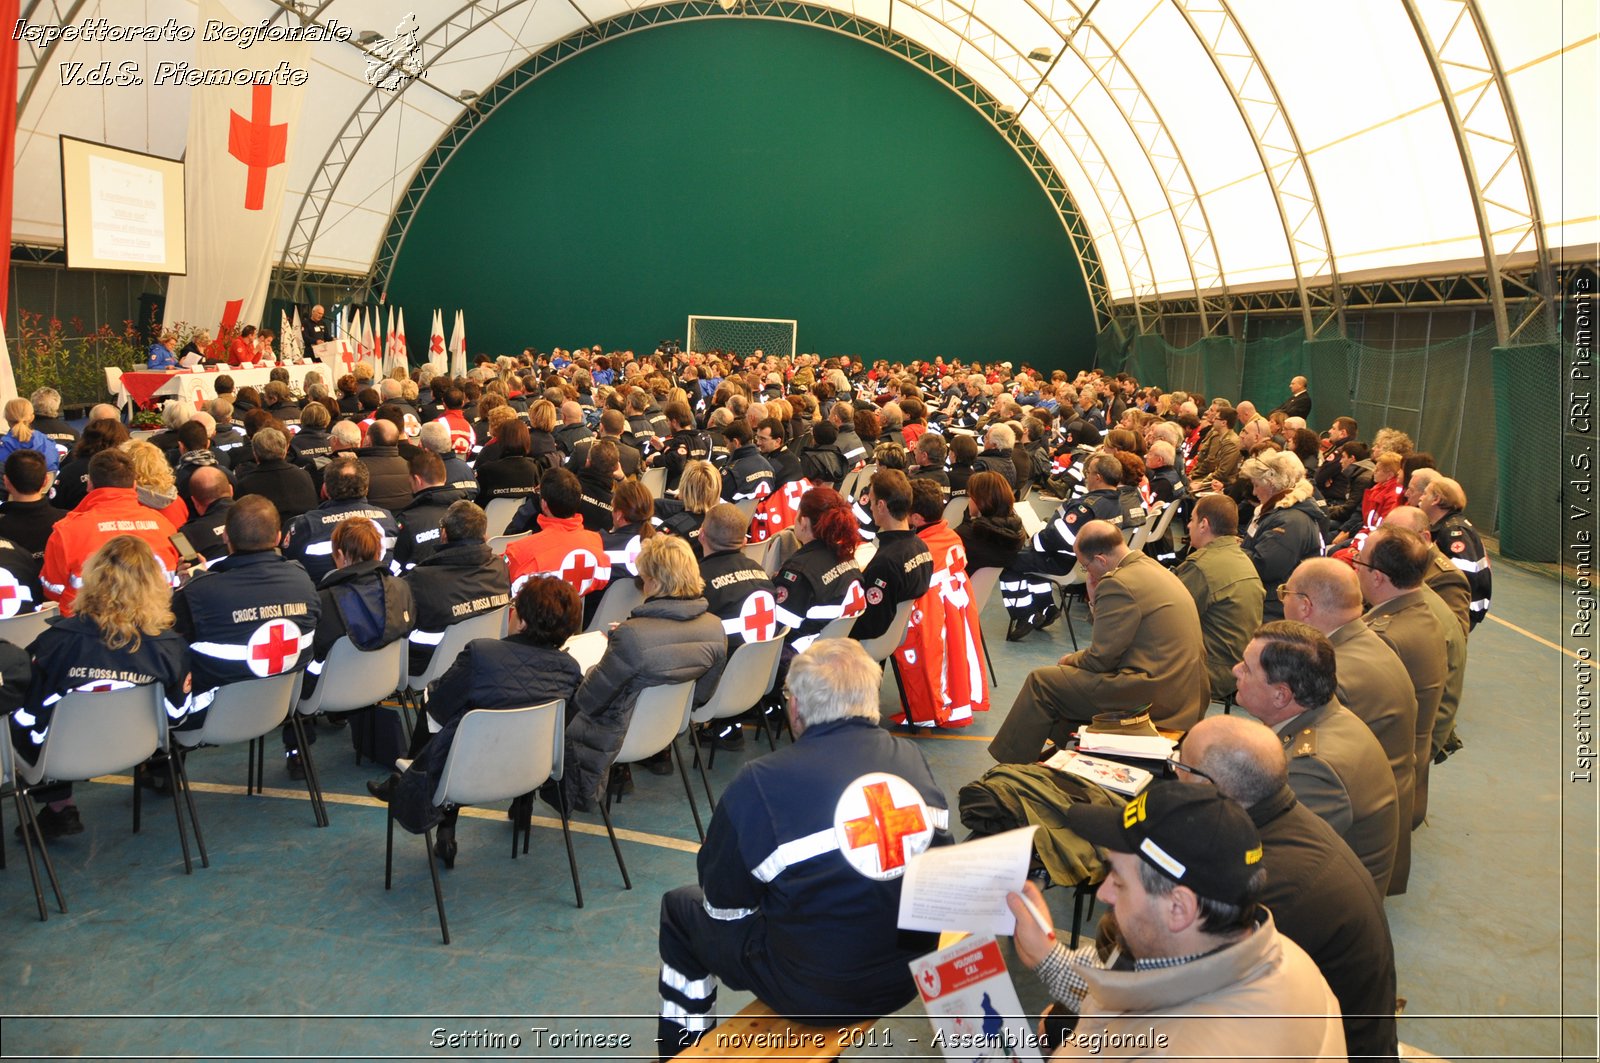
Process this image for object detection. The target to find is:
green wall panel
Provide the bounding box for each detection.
[387,18,1092,367]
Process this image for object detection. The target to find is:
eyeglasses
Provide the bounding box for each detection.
[1349,559,1375,571]
[1166,752,1213,783]
[1276,584,1309,602]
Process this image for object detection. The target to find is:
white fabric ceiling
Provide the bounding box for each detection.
[12,0,1595,304]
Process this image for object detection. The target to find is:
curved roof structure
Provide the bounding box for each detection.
[12,0,1595,340]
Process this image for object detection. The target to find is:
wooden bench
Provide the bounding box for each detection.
[678,1001,878,1061]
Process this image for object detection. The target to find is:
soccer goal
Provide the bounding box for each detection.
[686,315,797,359]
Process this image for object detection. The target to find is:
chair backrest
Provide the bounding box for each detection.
[814,613,858,641]
[488,532,529,556]
[853,540,877,569]
[615,680,694,765]
[691,636,785,725]
[0,711,17,790]
[640,465,667,498]
[303,637,404,714]
[969,566,1002,612]
[1017,503,1045,539]
[1147,499,1179,543]
[941,495,969,527]
[434,700,564,808]
[29,684,164,783]
[585,577,643,632]
[732,496,760,520]
[180,672,302,747]
[483,497,524,538]
[855,598,916,664]
[0,602,60,650]
[408,608,506,689]
[740,538,773,570]
[1126,519,1152,554]
[762,531,798,575]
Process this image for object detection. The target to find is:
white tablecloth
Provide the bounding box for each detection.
[108,362,331,408]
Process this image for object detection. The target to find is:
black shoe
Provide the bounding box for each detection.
[137,761,172,795]
[18,804,84,840]
[1434,732,1465,765]
[433,826,457,869]
[641,750,674,777]
[321,713,348,729]
[1037,604,1061,629]
[536,781,563,814]
[1006,616,1036,642]
[507,794,533,827]
[366,773,399,802]
[608,764,636,798]
[285,751,306,781]
[715,725,746,752]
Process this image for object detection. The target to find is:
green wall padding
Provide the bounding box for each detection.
[1202,338,1244,403]
[1131,333,1168,389]
[386,19,1093,367]
[1493,343,1563,561]
[1302,337,1357,424]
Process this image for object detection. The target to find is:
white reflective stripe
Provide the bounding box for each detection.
[720,616,744,634]
[191,641,251,661]
[13,708,35,726]
[662,963,718,998]
[69,573,83,588]
[307,659,324,675]
[773,604,805,629]
[1471,598,1492,610]
[165,696,188,720]
[927,807,950,831]
[791,632,819,652]
[659,1001,716,1031]
[40,578,65,593]
[1452,555,1491,573]
[409,629,446,646]
[304,541,334,556]
[700,899,756,922]
[751,827,839,883]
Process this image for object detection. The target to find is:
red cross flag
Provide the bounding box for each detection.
[428,309,447,374]
[162,0,311,341]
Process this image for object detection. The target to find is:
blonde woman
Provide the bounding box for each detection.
[655,460,721,541]
[17,535,192,837]
[0,397,60,477]
[124,440,189,527]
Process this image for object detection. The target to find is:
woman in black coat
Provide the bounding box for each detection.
[955,471,1027,573]
[475,419,544,505]
[368,576,584,867]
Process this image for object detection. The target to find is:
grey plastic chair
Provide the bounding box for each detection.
[0,602,59,650]
[295,637,407,827]
[384,699,580,944]
[2,720,65,921]
[487,532,529,556]
[176,671,309,817]
[401,608,508,738]
[15,684,201,876]
[855,599,917,665]
[483,497,524,538]
[603,679,701,888]
[687,634,786,803]
[639,465,667,498]
[585,578,643,633]
[968,566,1002,686]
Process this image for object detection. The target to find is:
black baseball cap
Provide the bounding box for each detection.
[1066,782,1263,905]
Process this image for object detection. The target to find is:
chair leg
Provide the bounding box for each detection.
[384,804,396,890]
[291,715,328,827]
[132,762,143,834]
[164,753,194,875]
[255,737,265,794]
[671,739,705,844]
[422,825,450,945]
[981,628,996,688]
[171,749,208,869]
[11,791,52,920]
[689,730,716,808]
[597,798,631,890]
[556,783,583,909]
[245,738,257,795]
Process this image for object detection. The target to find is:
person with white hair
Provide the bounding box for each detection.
[655,637,952,1057]
[1240,450,1328,620]
[27,387,78,461]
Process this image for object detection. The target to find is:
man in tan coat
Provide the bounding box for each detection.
[990,520,1208,763]
[1283,557,1419,895]
[1190,404,1242,483]
[1359,526,1449,827]
[1234,620,1400,896]
[1174,493,1265,700]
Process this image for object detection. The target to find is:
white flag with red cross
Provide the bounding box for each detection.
[449,309,467,378]
[429,309,447,374]
[161,0,310,338]
[393,307,408,370]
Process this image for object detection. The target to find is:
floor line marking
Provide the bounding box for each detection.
[90,775,702,854]
[1486,613,1584,661]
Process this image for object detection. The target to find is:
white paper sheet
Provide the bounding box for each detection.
[562,630,609,675]
[897,825,1038,935]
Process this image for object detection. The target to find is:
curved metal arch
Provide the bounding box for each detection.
[363,1,1114,330]
[275,0,539,302]
[1400,0,1555,345]
[885,0,1160,331]
[1171,0,1347,339]
[1016,0,1236,335]
[15,0,92,119]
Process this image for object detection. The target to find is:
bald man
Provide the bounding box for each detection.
[178,464,236,562]
[1271,376,1312,421]
[1280,557,1418,894]
[1180,715,1399,1063]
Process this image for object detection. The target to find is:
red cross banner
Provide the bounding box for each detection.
[162,0,310,338]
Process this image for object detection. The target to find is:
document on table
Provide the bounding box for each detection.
[897,825,1038,936]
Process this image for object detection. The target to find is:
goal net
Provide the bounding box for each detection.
[686,315,797,360]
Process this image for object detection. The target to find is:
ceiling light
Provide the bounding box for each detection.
[1028,47,1054,62]
[355,30,382,47]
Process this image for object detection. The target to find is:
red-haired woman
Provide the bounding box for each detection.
[772,486,866,653]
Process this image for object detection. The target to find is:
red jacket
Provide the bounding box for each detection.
[41,487,181,615]
[505,514,609,598]
[893,520,989,728]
